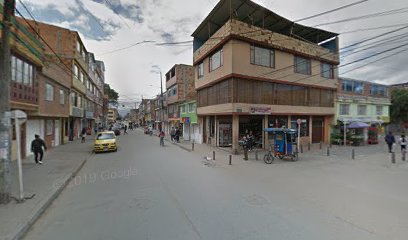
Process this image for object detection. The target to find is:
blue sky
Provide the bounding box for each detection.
[18,0,408,115]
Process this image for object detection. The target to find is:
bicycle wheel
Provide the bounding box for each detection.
[264,153,274,164]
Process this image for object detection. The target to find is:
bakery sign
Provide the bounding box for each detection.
[250,107,272,115]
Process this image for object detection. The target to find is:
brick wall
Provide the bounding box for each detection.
[193,19,338,65]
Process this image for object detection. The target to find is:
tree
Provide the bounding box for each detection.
[104,83,119,104]
[390,88,408,123]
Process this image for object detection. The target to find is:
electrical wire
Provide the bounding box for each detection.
[294,0,369,23]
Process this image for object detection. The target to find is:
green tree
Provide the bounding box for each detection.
[391,88,408,123]
[104,83,119,104]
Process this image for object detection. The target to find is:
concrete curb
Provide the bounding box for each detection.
[12,152,93,240]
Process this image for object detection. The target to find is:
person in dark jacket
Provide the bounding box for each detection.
[81,127,87,143]
[175,127,180,143]
[31,134,47,164]
[385,131,396,153]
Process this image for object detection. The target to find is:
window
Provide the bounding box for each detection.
[172,87,177,96]
[76,41,81,52]
[321,62,334,79]
[370,85,387,97]
[209,48,223,71]
[78,95,82,108]
[181,105,186,113]
[197,62,204,78]
[71,92,77,106]
[60,89,65,105]
[339,104,350,115]
[342,80,363,94]
[250,45,274,68]
[290,116,309,137]
[354,82,364,94]
[73,65,79,80]
[357,105,367,115]
[46,120,53,135]
[45,83,54,101]
[79,71,84,83]
[188,103,195,113]
[294,56,311,75]
[376,105,383,115]
[11,56,34,85]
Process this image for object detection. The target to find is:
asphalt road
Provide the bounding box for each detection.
[23,130,407,240]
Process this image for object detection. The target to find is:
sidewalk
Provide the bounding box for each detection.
[0,136,94,240]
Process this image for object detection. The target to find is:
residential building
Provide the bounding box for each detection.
[3,11,44,160]
[180,101,199,142]
[107,108,118,123]
[33,21,104,141]
[154,92,167,132]
[192,0,339,152]
[165,64,195,135]
[336,78,391,131]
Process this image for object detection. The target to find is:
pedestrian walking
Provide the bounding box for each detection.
[385,131,396,153]
[31,134,47,165]
[124,125,128,134]
[170,127,176,142]
[159,130,165,146]
[81,127,87,143]
[399,134,407,152]
[242,136,249,160]
[175,127,180,143]
[94,125,98,135]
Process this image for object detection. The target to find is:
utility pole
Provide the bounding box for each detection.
[0,0,15,204]
[159,71,163,131]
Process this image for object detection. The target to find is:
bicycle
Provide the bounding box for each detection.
[263,145,274,164]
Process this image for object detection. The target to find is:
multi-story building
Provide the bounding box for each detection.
[107,108,118,123]
[192,0,339,152]
[154,93,167,132]
[33,21,104,141]
[4,12,44,160]
[85,53,105,132]
[336,78,391,128]
[165,64,194,135]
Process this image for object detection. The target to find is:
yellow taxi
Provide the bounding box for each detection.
[94,131,118,153]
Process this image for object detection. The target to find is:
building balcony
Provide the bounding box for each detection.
[72,78,86,94]
[86,111,94,119]
[71,106,83,118]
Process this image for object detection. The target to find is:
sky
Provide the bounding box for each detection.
[17,0,408,114]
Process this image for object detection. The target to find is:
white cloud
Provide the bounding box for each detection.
[26,0,408,104]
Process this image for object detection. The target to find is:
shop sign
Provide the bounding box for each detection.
[250,107,272,115]
[182,117,190,123]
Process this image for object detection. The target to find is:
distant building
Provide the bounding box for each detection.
[336,78,391,126]
[107,108,118,123]
[164,64,195,135]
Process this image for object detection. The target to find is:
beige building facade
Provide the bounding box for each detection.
[192,0,340,152]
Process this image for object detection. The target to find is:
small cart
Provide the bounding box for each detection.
[263,128,299,164]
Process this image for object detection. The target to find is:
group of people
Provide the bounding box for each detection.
[385,132,406,153]
[170,127,181,143]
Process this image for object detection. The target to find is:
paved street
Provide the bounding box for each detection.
[23,130,408,240]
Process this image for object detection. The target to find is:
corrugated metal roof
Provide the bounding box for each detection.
[192,0,338,44]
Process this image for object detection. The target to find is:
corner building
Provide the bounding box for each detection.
[192,0,340,153]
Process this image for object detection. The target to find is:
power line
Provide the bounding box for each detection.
[313,6,408,27]
[17,0,37,23]
[294,0,369,22]
[104,0,131,28]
